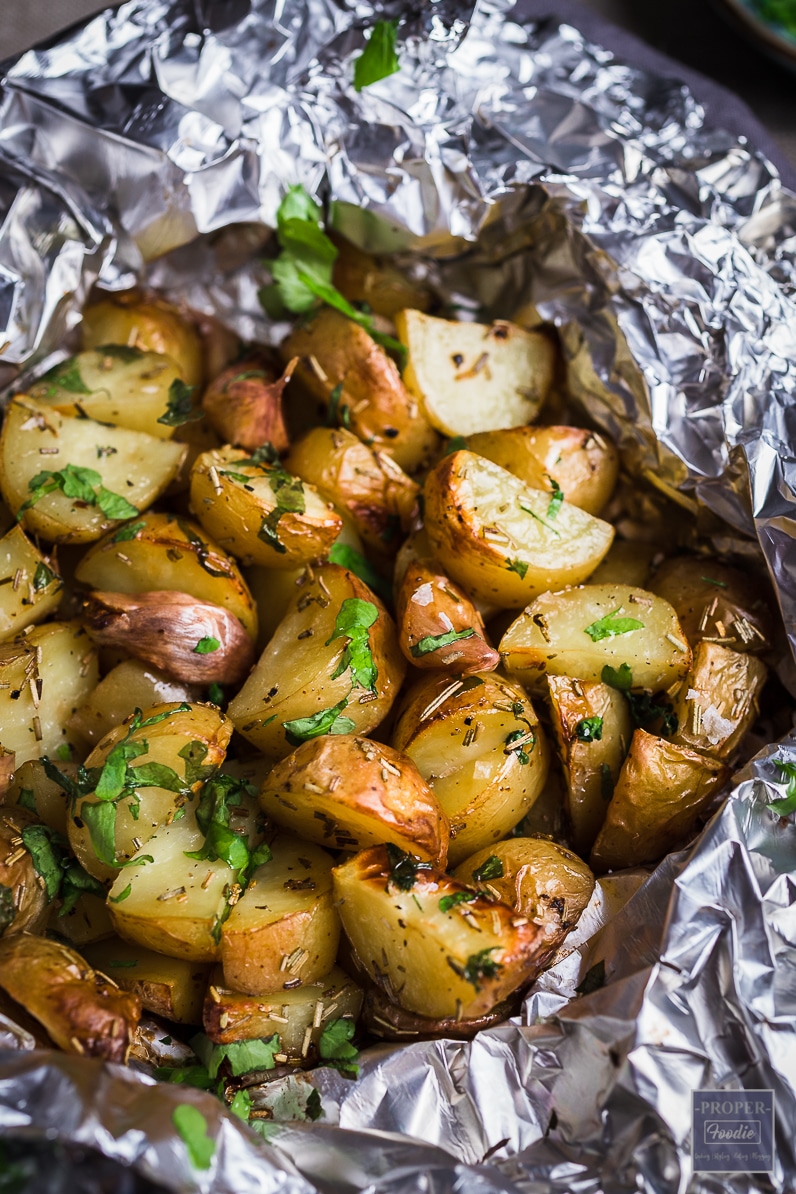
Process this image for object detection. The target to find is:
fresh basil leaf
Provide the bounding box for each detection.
[411,627,475,657]
[283,699,355,746]
[439,890,477,913]
[79,802,118,867]
[472,855,503,882]
[326,597,379,691]
[194,636,220,654]
[546,477,564,519]
[353,19,400,91]
[584,608,644,642]
[506,558,528,579]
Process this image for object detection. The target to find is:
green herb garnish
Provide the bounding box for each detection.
[157,379,201,427]
[546,477,564,519]
[193,1031,281,1078]
[472,855,504,882]
[768,761,796,817]
[601,663,633,691]
[385,842,432,891]
[16,463,139,523]
[257,465,306,554]
[411,627,475,657]
[575,716,604,742]
[353,19,400,91]
[32,561,57,591]
[194,636,220,654]
[283,698,356,746]
[318,1017,359,1076]
[448,947,502,990]
[439,890,477,913]
[328,542,392,604]
[172,1105,215,1170]
[507,558,528,580]
[584,609,644,642]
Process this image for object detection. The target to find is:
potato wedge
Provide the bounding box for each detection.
[229,563,405,761]
[396,311,554,436]
[284,427,418,557]
[590,729,729,872]
[333,845,550,1020]
[0,809,51,937]
[648,557,773,654]
[391,672,549,865]
[201,354,292,453]
[69,659,201,747]
[545,676,633,856]
[83,937,209,1023]
[0,933,141,1061]
[454,838,595,947]
[0,621,98,766]
[69,701,232,881]
[500,584,691,692]
[28,348,185,440]
[282,308,439,473]
[424,451,614,607]
[5,759,73,836]
[74,511,258,640]
[331,237,432,318]
[190,446,342,569]
[395,558,499,675]
[587,539,655,588]
[203,964,362,1060]
[51,892,114,948]
[221,833,340,995]
[0,526,62,642]
[0,398,186,544]
[671,643,767,760]
[260,734,449,863]
[81,294,204,388]
[361,987,517,1042]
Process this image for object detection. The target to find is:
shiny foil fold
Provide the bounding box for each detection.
[1,2,795,1192]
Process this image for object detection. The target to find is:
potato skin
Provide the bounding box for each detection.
[0,933,141,1062]
[648,558,773,655]
[671,643,767,761]
[81,294,205,388]
[260,734,450,864]
[362,987,518,1042]
[395,558,500,675]
[0,809,51,937]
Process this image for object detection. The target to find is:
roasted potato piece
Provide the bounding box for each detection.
[545,676,633,856]
[587,539,655,588]
[424,451,614,608]
[201,355,292,453]
[203,964,362,1060]
[361,987,517,1041]
[284,427,418,557]
[229,563,405,761]
[0,526,62,642]
[69,659,201,747]
[260,734,449,863]
[83,937,209,1024]
[282,308,439,473]
[82,590,256,686]
[391,672,549,865]
[0,748,15,801]
[5,759,72,836]
[590,729,730,872]
[648,557,773,654]
[395,558,499,675]
[74,511,258,640]
[51,892,114,948]
[81,294,204,388]
[0,933,141,1061]
[0,622,98,766]
[500,584,691,692]
[0,398,186,544]
[671,643,767,760]
[454,838,595,947]
[28,348,186,440]
[69,702,232,881]
[333,846,551,1020]
[190,447,342,569]
[221,834,340,995]
[465,426,619,517]
[396,311,555,436]
[331,238,432,318]
[0,809,51,937]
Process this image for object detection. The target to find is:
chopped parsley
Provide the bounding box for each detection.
[472,855,504,882]
[575,715,604,742]
[283,698,356,746]
[257,465,306,554]
[19,823,105,913]
[546,477,564,519]
[193,636,220,654]
[328,542,392,604]
[41,358,91,396]
[601,663,633,691]
[157,379,201,427]
[32,561,57,591]
[185,773,270,886]
[112,520,146,542]
[318,1017,359,1076]
[353,19,400,91]
[172,1105,215,1171]
[448,947,502,990]
[16,463,139,523]
[768,761,796,817]
[410,627,475,657]
[504,728,533,764]
[327,598,379,691]
[507,558,528,580]
[584,609,644,642]
[439,890,477,913]
[445,436,468,455]
[193,1031,281,1078]
[385,842,432,891]
[208,682,225,707]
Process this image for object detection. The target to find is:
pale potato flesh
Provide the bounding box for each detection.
[671,643,767,761]
[0,526,62,642]
[0,399,185,544]
[396,311,554,437]
[500,584,691,692]
[81,296,205,388]
[83,937,210,1023]
[424,451,614,608]
[69,659,201,747]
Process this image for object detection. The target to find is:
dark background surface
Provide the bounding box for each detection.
[1,0,794,173]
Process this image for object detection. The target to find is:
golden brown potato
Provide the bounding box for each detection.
[229,563,406,761]
[587,539,656,588]
[396,311,555,436]
[331,237,432,318]
[81,590,256,686]
[201,354,293,453]
[260,734,449,863]
[391,671,549,865]
[0,526,63,642]
[0,748,15,802]
[190,446,342,569]
[648,557,773,654]
[424,451,614,608]
[285,426,419,557]
[51,892,114,948]
[333,845,551,1020]
[589,729,730,872]
[545,676,633,856]
[395,558,500,675]
[0,809,51,937]
[68,659,201,747]
[454,838,595,947]
[0,933,141,1062]
[74,511,258,640]
[282,308,439,473]
[499,584,691,693]
[4,759,72,836]
[83,937,209,1024]
[671,643,767,761]
[81,294,205,388]
[362,987,517,1041]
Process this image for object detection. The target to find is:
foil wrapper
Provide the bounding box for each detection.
[1,2,795,1192]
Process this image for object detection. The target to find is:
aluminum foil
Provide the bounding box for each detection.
[1,1,795,1192]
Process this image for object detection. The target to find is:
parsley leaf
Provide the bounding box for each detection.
[192,1031,281,1078]
[384,842,432,891]
[439,890,477,913]
[283,699,356,746]
[472,855,503,882]
[584,608,644,642]
[328,542,392,604]
[172,1105,215,1170]
[448,947,502,990]
[229,1089,252,1121]
[318,1018,359,1076]
[327,598,379,691]
[157,379,201,427]
[768,761,796,817]
[445,436,468,455]
[16,463,138,523]
[96,343,143,363]
[194,636,220,654]
[575,715,604,742]
[410,627,475,657]
[546,477,564,519]
[601,663,633,691]
[80,802,118,867]
[32,561,57,591]
[112,520,146,542]
[353,19,400,91]
[507,558,528,580]
[43,358,91,395]
[208,682,225,707]
[626,692,678,737]
[20,822,106,911]
[185,773,269,884]
[257,465,306,554]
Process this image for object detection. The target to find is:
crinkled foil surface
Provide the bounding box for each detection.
[1,1,795,1191]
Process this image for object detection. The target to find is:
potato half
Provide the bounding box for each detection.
[333,845,551,1020]
[396,311,555,436]
[81,294,204,388]
[83,937,209,1024]
[0,526,62,642]
[648,557,773,655]
[69,659,201,747]
[395,558,500,676]
[260,734,449,863]
[671,642,767,761]
[424,451,614,608]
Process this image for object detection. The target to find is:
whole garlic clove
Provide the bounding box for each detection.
[201,354,295,452]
